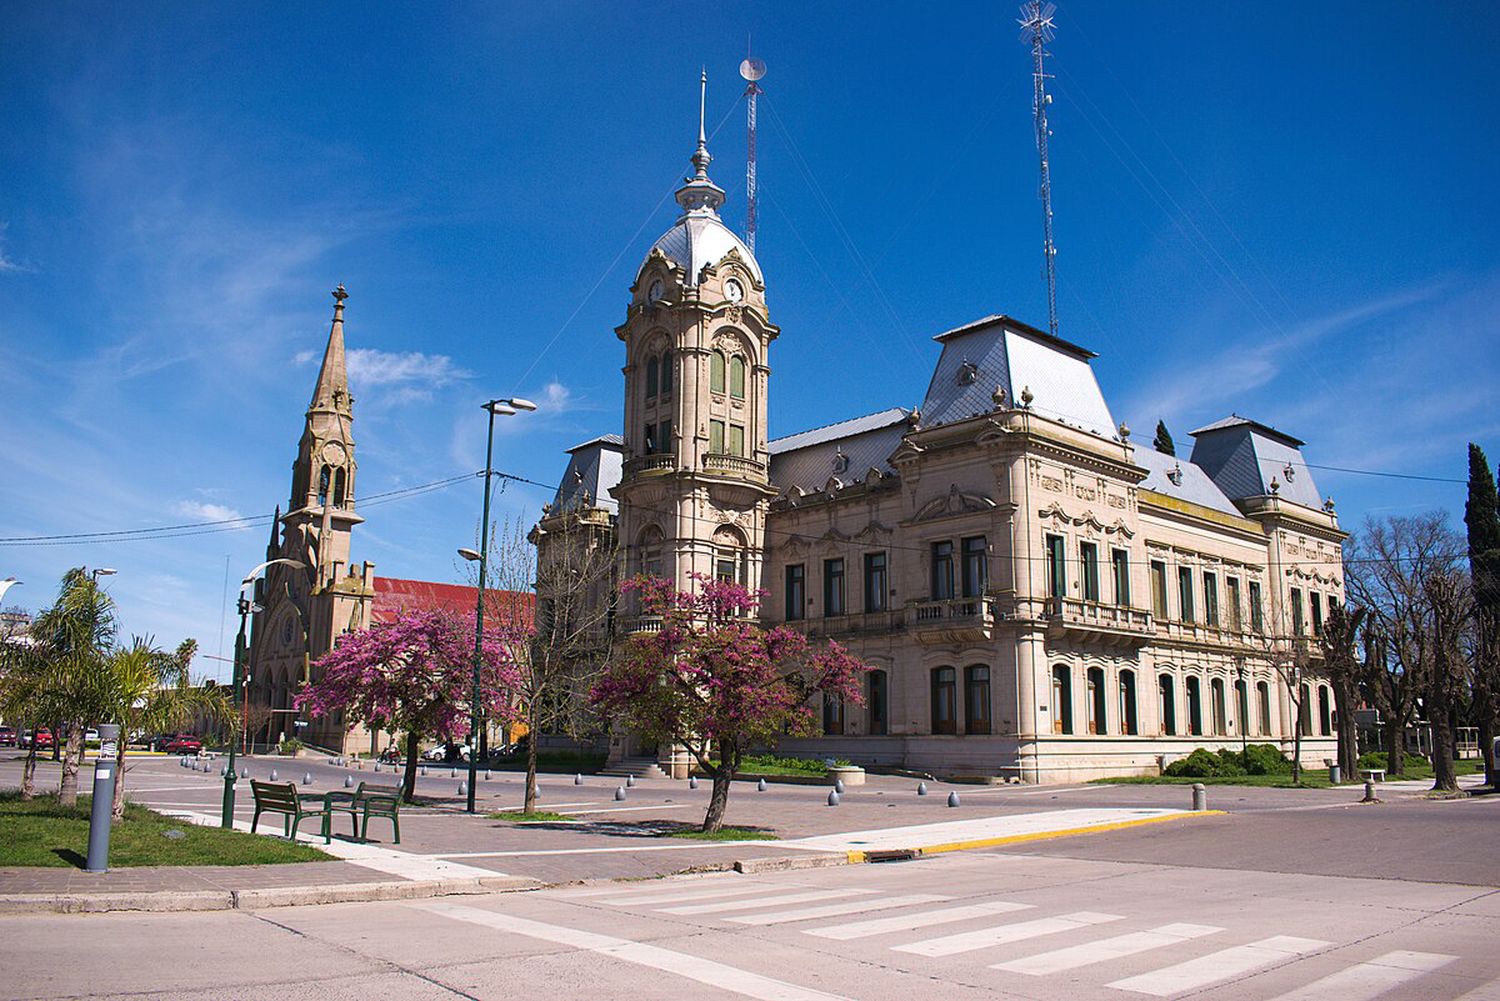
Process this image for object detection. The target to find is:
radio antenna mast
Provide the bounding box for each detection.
[740,50,766,254]
[1019,1,1060,338]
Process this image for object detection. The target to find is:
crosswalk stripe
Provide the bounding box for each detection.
[727,894,951,927]
[894,910,1123,958]
[1108,935,1331,996]
[598,883,773,907]
[1260,950,1457,1001]
[992,923,1224,976]
[660,889,870,916]
[806,901,1035,941]
[413,900,853,1001]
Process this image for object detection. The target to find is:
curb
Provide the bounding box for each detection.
[842,809,1228,863]
[733,853,849,874]
[0,875,541,915]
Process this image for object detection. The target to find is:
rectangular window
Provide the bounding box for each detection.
[710,351,726,393]
[1151,560,1169,619]
[660,351,673,394]
[1112,549,1130,606]
[1178,567,1195,623]
[643,423,656,454]
[715,555,736,583]
[1310,591,1323,636]
[784,564,805,621]
[709,419,725,454]
[961,536,987,598]
[931,541,954,600]
[645,359,659,399]
[1080,542,1100,602]
[931,667,956,734]
[1249,581,1264,632]
[1226,576,1242,631]
[1203,572,1219,627]
[1291,587,1304,635]
[1045,534,1066,601]
[863,552,887,612]
[824,558,845,616]
[729,423,745,457]
[965,666,991,735]
[656,419,672,454]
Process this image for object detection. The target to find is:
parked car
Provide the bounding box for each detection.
[0,726,17,747]
[31,729,55,751]
[420,742,471,763]
[145,733,177,752]
[163,733,202,754]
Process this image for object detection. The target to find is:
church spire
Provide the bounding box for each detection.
[675,70,726,216]
[307,284,352,417]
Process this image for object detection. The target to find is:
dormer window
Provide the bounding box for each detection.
[957,361,978,386]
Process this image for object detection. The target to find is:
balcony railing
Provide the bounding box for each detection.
[1045,596,1154,646]
[624,454,675,476]
[619,615,663,636]
[910,597,994,643]
[702,453,766,478]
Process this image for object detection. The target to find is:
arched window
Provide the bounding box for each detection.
[1086,667,1107,735]
[1158,674,1176,735]
[1210,678,1227,735]
[660,349,674,394]
[867,669,888,735]
[1318,686,1332,736]
[711,524,747,587]
[317,465,331,507]
[1299,683,1314,736]
[823,692,845,735]
[332,467,347,508]
[1119,670,1138,735]
[1235,678,1249,736]
[1257,680,1272,735]
[710,351,726,394]
[637,525,665,580]
[1186,676,1204,736]
[931,667,957,734]
[730,355,747,399]
[1051,665,1073,734]
[964,665,991,734]
[645,355,659,399]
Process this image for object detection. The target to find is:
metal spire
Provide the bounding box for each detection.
[1019,1,1060,339]
[676,70,726,215]
[692,67,711,181]
[741,50,766,254]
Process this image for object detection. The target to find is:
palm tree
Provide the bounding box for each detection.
[102,637,228,819]
[21,569,117,806]
[0,635,61,800]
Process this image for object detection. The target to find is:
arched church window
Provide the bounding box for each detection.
[710,351,726,394]
[660,349,673,394]
[645,355,659,399]
[333,468,347,508]
[317,466,331,507]
[730,355,746,399]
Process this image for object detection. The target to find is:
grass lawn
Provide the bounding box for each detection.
[487,810,577,823]
[0,792,331,868]
[667,826,778,841]
[1093,758,1482,789]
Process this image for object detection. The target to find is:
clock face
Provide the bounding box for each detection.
[648,279,664,303]
[724,279,744,303]
[321,441,346,467]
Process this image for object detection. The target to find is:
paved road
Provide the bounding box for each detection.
[8,827,1500,1000]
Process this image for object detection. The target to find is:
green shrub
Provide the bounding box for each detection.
[1240,743,1292,775]
[1164,748,1244,778]
[277,737,304,756]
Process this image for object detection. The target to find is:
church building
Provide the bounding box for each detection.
[538,78,1345,781]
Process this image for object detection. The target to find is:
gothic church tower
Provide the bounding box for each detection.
[614,72,779,603]
[247,286,375,753]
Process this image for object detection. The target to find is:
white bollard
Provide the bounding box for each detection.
[574,773,583,785]
[689,775,699,790]
[827,790,841,806]
[344,775,354,788]
[757,778,767,792]
[614,786,627,801]
[834,778,845,794]
[270,769,278,781]
[458,782,468,796]
[485,770,492,781]
[1191,783,1207,811]
[302,772,313,786]
[626,775,636,787]
[917,782,928,796]
[947,791,961,808]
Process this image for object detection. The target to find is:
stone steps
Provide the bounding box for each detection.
[600,756,667,779]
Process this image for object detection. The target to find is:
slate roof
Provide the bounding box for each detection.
[1132,445,1244,518]
[769,408,911,494]
[551,435,625,515]
[1189,415,1324,510]
[917,315,1116,436]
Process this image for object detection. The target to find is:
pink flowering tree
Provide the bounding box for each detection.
[591,575,867,833]
[295,609,524,802]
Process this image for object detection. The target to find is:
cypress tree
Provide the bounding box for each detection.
[1464,443,1500,787]
[1153,419,1176,456]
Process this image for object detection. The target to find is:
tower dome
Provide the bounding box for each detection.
[646,71,763,288]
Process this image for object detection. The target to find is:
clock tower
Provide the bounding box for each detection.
[614,72,779,607]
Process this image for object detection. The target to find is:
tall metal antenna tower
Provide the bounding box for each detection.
[1019,1,1060,338]
[740,52,766,254]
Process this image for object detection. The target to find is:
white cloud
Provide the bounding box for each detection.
[0,222,34,274]
[346,347,470,389]
[173,500,245,523]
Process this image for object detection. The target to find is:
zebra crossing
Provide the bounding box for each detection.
[584,877,1478,999]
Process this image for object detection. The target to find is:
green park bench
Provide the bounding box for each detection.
[249,780,336,843]
[324,781,403,845]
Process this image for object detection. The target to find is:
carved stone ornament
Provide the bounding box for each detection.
[914,483,997,522]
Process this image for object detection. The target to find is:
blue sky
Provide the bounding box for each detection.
[3,2,1497,679]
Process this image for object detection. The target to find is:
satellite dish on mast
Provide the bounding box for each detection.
[739,57,766,82]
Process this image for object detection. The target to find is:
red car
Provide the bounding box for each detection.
[31,729,54,751]
[163,734,202,754]
[0,726,16,747]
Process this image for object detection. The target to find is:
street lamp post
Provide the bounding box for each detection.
[1235,659,1247,756]
[222,557,304,828]
[462,396,536,813]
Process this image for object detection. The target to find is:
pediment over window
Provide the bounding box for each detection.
[915,483,996,522]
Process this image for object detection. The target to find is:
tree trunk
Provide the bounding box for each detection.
[1480,715,1498,789]
[111,740,128,821]
[1291,695,1304,784]
[1384,716,1406,776]
[701,739,736,833]
[1333,681,1359,780]
[402,731,420,803]
[58,725,83,807]
[21,739,38,800]
[51,720,61,761]
[524,735,539,814]
[1431,704,1458,792]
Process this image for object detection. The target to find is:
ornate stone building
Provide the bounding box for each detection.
[539,78,1346,782]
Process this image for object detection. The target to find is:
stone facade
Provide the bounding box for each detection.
[539,81,1346,782]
